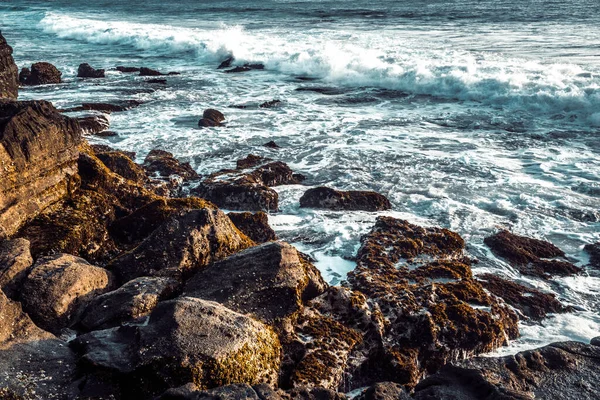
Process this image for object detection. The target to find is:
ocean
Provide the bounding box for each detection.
[1,0,599,355]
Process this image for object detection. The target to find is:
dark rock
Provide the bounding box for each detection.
[218,56,235,69]
[147,78,167,84]
[224,63,265,73]
[77,62,105,78]
[0,238,33,298]
[584,242,600,268]
[346,217,519,388]
[140,67,164,76]
[251,161,305,186]
[18,66,30,85]
[288,387,347,400]
[260,100,282,108]
[185,242,326,326]
[198,117,220,127]
[143,149,200,180]
[20,61,62,85]
[95,130,118,137]
[300,187,391,211]
[108,208,254,283]
[477,273,572,320]
[158,383,267,400]
[62,100,142,113]
[0,33,18,99]
[80,276,179,330]
[97,151,148,184]
[168,71,181,75]
[116,66,140,73]
[237,154,268,169]
[198,108,225,127]
[91,143,136,160]
[0,100,81,238]
[194,180,279,211]
[485,230,581,278]
[21,253,114,333]
[591,337,600,346]
[413,341,600,400]
[76,113,111,135]
[355,382,410,400]
[227,211,277,243]
[264,140,281,149]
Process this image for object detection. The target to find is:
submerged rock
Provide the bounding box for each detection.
[237,154,268,169]
[139,67,164,76]
[217,56,234,69]
[62,100,142,113]
[224,63,265,73]
[300,187,391,211]
[19,61,62,85]
[0,238,33,298]
[584,242,600,269]
[227,211,277,243]
[77,62,105,78]
[0,32,18,99]
[115,65,140,73]
[264,140,281,149]
[484,230,581,278]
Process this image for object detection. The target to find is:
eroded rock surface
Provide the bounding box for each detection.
[77,62,105,78]
[0,33,18,99]
[0,238,33,298]
[227,211,277,243]
[300,187,391,211]
[584,242,600,269]
[198,108,225,127]
[19,62,62,85]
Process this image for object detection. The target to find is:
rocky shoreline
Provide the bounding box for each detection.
[1,33,599,399]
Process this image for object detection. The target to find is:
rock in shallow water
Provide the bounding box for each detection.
[584,242,600,269]
[77,62,105,78]
[300,186,391,211]
[0,32,18,99]
[19,61,62,85]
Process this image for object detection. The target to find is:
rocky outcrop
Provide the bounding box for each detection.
[21,253,114,333]
[19,62,62,85]
[77,62,105,78]
[584,242,600,269]
[0,33,18,99]
[413,338,600,400]
[80,276,179,330]
[73,298,281,397]
[300,187,391,211]
[345,217,519,388]
[76,113,110,135]
[143,149,199,180]
[485,230,581,278]
[237,154,268,169]
[96,150,148,184]
[107,208,254,283]
[227,211,277,243]
[0,100,81,239]
[116,66,140,73]
[0,238,33,298]
[198,108,225,127]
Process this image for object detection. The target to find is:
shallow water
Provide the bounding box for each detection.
[1,0,599,354]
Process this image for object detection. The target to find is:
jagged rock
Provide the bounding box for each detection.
[116,66,140,73]
[143,149,199,180]
[97,151,148,184]
[140,67,164,76]
[413,340,600,400]
[0,33,18,99]
[91,143,135,160]
[477,273,572,320]
[260,100,282,108]
[62,100,142,113]
[76,113,110,135]
[237,154,268,169]
[0,100,81,239]
[0,238,32,298]
[300,187,391,211]
[185,242,326,326]
[355,382,410,400]
[264,140,281,149]
[18,66,30,84]
[224,63,265,73]
[21,253,114,333]
[346,217,519,388]
[156,383,285,400]
[584,242,600,269]
[198,108,225,127]
[218,56,234,69]
[77,63,105,78]
[485,230,581,278]
[19,62,62,85]
[80,276,179,330]
[0,291,79,399]
[108,208,254,283]
[227,211,277,243]
[73,298,281,397]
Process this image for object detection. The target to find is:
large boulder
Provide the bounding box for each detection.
[300,187,391,211]
[227,211,277,243]
[198,108,225,127]
[584,242,600,269]
[108,208,254,283]
[77,62,105,78]
[20,62,62,85]
[0,238,33,298]
[413,338,600,400]
[21,253,114,333]
[346,217,519,388]
[0,100,81,238]
[0,33,18,99]
[484,230,581,278]
[76,113,110,135]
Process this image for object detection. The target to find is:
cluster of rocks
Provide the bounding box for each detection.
[1,32,599,400]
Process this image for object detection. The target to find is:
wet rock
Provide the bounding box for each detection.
[355,382,410,400]
[0,100,81,238]
[96,150,148,184]
[413,340,600,400]
[143,149,199,180]
[237,154,268,169]
[185,242,326,326]
[198,108,225,127]
[21,253,114,333]
[107,208,254,283]
[260,100,282,108]
[91,143,136,160]
[477,273,572,321]
[77,62,105,78]
[147,78,167,84]
[76,113,111,135]
[0,291,79,399]
[80,276,179,330]
[116,66,140,73]
[227,211,277,243]
[139,67,164,76]
[0,238,33,298]
[18,66,30,85]
[194,180,279,211]
[584,242,600,269]
[218,56,235,69]
[264,140,281,149]
[346,217,519,388]
[300,187,391,211]
[0,32,18,99]
[19,61,62,85]
[224,63,265,73]
[484,230,581,278]
[252,161,305,186]
[62,100,142,113]
[288,387,347,400]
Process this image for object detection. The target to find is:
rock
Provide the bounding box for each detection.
[185,242,326,326]
[18,66,30,84]
[224,63,265,73]
[116,66,140,73]
[198,108,225,127]
[21,253,114,333]
[80,276,179,330]
[0,291,79,399]
[0,100,81,239]
[20,61,62,85]
[260,100,282,108]
[0,238,33,298]
[91,143,136,160]
[62,100,142,113]
[77,62,105,78]
[227,211,277,243]
[194,180,279,211]
[346,217,519,388]
[237,154,268,169]
[484,230,581,278]
[591,337,600,346]
[584,242,600,269]
[76,113,111,135]
[218,56,235,69]
[413,341,600,400]
[143,149,199,180]
[107,208,254,283]
[264,140,281,149]
[477,273,572,320]
[252,161,306,186]
[288,387,347,400]
[139,67,164,76]
[157,383,272,400]
[147,78,167,84]
[0,32,18,99]
[355,382,410,400]
[300,187,391,211]
[74,297,281,397]
[97,150,148,184]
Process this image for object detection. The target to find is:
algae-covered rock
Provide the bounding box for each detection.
[0,238,33,298]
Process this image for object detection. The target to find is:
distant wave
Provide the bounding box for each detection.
[40,12,600,126]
